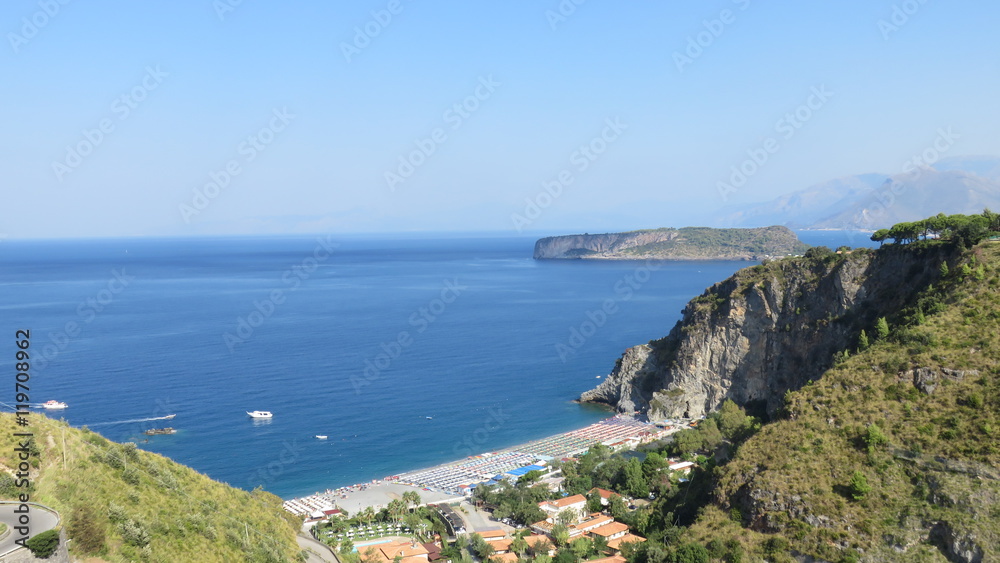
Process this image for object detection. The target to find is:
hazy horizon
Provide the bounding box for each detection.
[4,1,1000,239]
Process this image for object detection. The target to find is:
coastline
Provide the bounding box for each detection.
[283,414,684,518]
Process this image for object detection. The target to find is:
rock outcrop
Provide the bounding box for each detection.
[533,226,809,260]
[580,244,952,419]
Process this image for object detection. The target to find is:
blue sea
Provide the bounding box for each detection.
[0,231,868,499]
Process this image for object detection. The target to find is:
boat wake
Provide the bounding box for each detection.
[87,414,177,427]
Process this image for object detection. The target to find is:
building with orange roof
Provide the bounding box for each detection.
[490,553,519,563]
[607,533,646,553]
[588,488,617,506]
[524,535,554,556]
[588,521,630,541]
[476,529,508,540]
[362,540,431,563]
[538,494,587,523]
[573,513,614,533]
[529,519,586,540]
[486,538,513,554]
[589,556,627,563]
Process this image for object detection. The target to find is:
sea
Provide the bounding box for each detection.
[0,230,871,499]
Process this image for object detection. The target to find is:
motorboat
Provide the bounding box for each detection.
[163,414,176,419]
[41,400,68,409]
[315,435,328,440]
[247,411,273,419]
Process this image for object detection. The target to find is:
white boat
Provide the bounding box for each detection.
[315,435,328,440]
[41,400,67,409]
[247,411,273,419]
[163,414,176,419]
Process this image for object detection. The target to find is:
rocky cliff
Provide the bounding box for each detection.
[580,244,952,420]
[533,226,809,260]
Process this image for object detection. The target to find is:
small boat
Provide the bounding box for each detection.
[247,411,273,419]
[163,414,176,419]
[315,435,328,440]
[144,428,176,435]
[41,400,68,409]
[426,416,433,420]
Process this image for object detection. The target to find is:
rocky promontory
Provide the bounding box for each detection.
[533,226,810,260]
[580,244,952,420]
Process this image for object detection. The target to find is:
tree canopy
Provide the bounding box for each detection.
[871,211,998,246]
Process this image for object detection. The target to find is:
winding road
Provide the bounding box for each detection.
[0,501,60,557]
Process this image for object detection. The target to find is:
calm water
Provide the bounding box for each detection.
[0,231,867,498]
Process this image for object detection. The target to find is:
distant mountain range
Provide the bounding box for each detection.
[716,156,1000,231]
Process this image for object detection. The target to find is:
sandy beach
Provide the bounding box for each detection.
[283,415,678,517]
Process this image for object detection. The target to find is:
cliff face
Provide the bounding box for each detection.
[580,245,950,419]
[533,226,809,260]
[533,230,680,259]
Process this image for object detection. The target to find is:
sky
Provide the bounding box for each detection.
[2,0,999,239]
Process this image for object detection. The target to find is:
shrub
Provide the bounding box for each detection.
[119,518,150,547]
[107,502,127,524]
[848,470,871,500]
[25,529,60,558]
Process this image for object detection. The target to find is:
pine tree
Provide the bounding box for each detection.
[875,317,890,341]
[857,330,870,351]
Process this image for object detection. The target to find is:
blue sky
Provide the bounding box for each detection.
[2,0,999,238]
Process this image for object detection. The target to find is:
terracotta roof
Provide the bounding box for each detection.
[487,538,513,552]
[589,488,616,499]
[376,540,430,562]
[588,522,630,537]
[589,556,627,563]
[573,514,613,531]
[491,553,519,563]
[607,534,647,550]
[548,494,586,508]
[525,535,552,548]
[477,529,508,539]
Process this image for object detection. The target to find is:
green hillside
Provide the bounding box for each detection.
[0,413,303,562]
[679,225,1000,560]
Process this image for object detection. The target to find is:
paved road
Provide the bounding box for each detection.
[0,501,60,557]
[455,501,512,533]
[297,533,339,563]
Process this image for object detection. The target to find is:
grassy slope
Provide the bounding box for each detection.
[0,413,302,562]
[685,242,1000,561]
